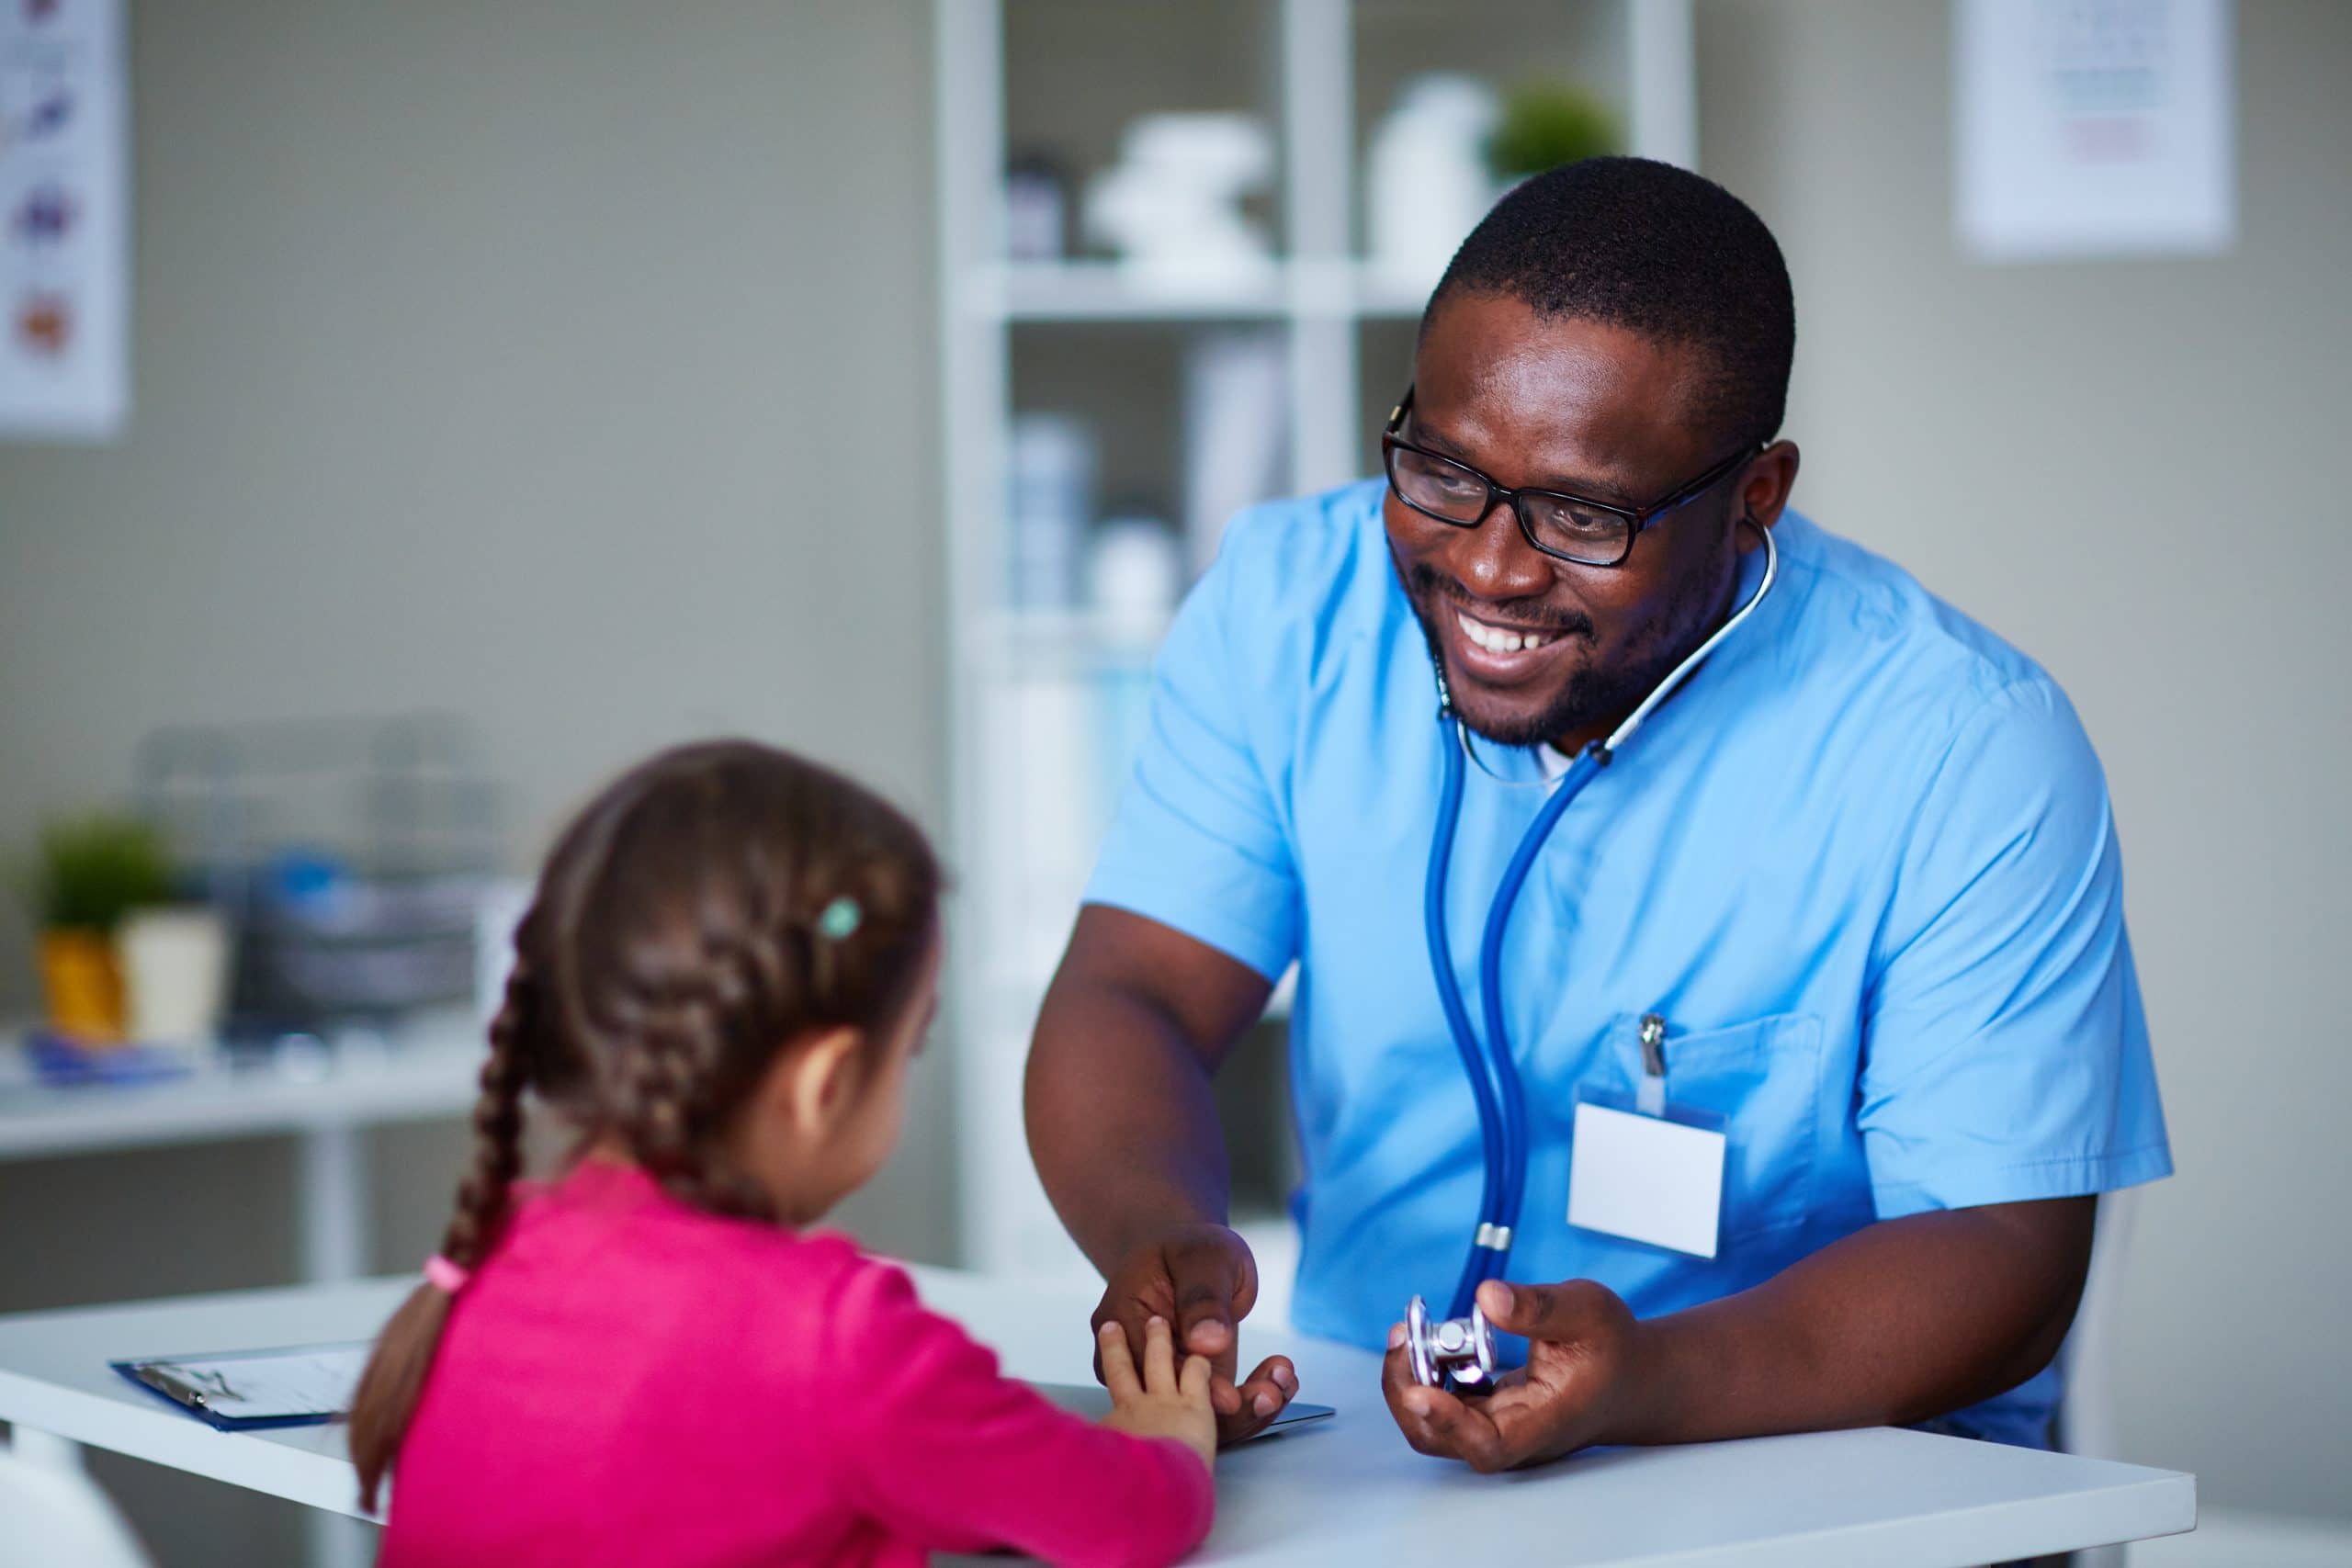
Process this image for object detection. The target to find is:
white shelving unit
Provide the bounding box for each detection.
[933,0,1695,1280]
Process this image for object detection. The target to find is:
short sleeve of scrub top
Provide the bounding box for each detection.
[1084,509,1301,983]
[1860,678,2171,1217]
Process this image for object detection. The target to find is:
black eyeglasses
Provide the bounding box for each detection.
[1381,386,1758,569]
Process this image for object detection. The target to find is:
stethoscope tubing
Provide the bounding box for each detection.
[1424,726,1506,1320]
[1426,522,1781,1322]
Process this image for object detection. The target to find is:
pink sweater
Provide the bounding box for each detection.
[380,1163,1213,1567]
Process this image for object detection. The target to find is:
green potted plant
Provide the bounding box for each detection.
[1485,80,1620,186]
[30,812,175,1043]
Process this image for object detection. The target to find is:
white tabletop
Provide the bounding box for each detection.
[0,1269,2195,1566]
[0,1019,484,1163]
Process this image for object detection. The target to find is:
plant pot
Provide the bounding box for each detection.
[120,906,231,1044]
[40,928,126,1044]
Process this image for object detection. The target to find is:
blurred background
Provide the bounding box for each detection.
[0,2,2343,1563]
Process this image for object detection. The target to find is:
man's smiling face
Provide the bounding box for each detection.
[1385,290,1773,753]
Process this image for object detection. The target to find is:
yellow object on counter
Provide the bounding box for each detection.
[40,927,127,1043]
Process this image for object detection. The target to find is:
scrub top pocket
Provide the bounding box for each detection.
[1608,1010,1826,1244]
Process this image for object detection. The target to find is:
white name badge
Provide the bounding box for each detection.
[1567,1097,1727,1258]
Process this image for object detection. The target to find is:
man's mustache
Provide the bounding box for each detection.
[1408,563,1596,639]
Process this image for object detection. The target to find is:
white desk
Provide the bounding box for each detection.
[0,1269,2194,1566]
[0,1022,485,1568]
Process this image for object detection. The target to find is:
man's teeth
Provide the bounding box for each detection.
[1456,611,1554,655]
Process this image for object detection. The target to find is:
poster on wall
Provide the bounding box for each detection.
[0,0,127,439]
[1956,0,2234,262]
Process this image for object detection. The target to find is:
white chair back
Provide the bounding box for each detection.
[2059,1187,2143,1568]
[0,1442,153,1568]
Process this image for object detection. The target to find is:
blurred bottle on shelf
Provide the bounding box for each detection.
[1003,152,1069,262]
[1006,412,1095,611]
[1182,329,1289,572]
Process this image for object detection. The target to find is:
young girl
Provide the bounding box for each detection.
[352,740,1216,1566]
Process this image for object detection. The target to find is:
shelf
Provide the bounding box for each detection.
[0,1012,485,1163]
[972,261,1288,321]
[961,258,1442,324]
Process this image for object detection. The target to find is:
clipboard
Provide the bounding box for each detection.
[111,1341,372,1431]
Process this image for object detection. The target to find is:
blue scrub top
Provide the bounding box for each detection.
[1084,479,2171,1448]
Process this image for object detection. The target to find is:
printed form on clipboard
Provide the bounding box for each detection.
[113,1342,371,1431]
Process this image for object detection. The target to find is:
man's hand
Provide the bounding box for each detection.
[1092,1222,1299,1445]
[1381,1279,1640,1472]
[1381,1201,2096,1470]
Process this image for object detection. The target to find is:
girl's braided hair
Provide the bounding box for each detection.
[349,740,939,1509]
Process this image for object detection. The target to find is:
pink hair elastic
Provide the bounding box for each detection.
[423,1254,471,1295]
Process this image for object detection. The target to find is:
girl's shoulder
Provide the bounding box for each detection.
[507,1163,876,1302]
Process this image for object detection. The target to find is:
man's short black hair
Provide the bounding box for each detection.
[1427,156,1795,451]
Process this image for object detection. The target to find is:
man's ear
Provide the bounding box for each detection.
[771,1026,866,1137]
[1739,439,1800,530]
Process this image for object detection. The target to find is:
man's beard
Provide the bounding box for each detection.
[1405,558,1723,750]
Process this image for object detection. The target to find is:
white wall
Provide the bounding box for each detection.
[0,3,941,1562]
[1698,0,2351,1524]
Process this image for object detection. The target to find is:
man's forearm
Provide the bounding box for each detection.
[1025,976,1233,1273]
[1611,1199,2095,1445]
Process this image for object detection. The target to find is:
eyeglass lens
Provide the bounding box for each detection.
[1386,445,1631,564]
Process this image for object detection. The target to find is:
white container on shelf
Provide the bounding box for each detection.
[1083,112,1277,285]
[1085,514,1183,646]
[1366,74,1503,287]
[119,907,229,1045]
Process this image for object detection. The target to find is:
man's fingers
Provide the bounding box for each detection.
[1212,1398,1279,1447]
[1171,1251,1243,1364]
[1383,1342,1513,1470]
[1480,1380,1574,1459]
[1476,1278,1606,1344]
[1388,1376,1474,1459]
[1232,1355,1295,1420]
[1098,1321,1142,1400]
[1168,1229,1257,1372]
[1381,1342,1434,1443]
[1414,1388,1510,1472]
[1212,1358,1292,1445]
[1248,1355,1298,1400]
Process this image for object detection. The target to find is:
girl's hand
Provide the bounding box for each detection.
[1097,1314,1216,1472]
[1091,1223,1297,1444]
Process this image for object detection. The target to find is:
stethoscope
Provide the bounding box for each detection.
[1412,517,1781,1351]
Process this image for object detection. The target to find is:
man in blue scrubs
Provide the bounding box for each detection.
[1025,158,2169,1466]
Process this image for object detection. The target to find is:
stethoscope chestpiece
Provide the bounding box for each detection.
[1403,1292,1498,1394]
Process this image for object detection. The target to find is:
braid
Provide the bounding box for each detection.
[605,943,778,1223]
[438,964,536,1267]
[348,954,543,1511]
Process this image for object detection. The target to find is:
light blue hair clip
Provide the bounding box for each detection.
[816,896,864,942]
